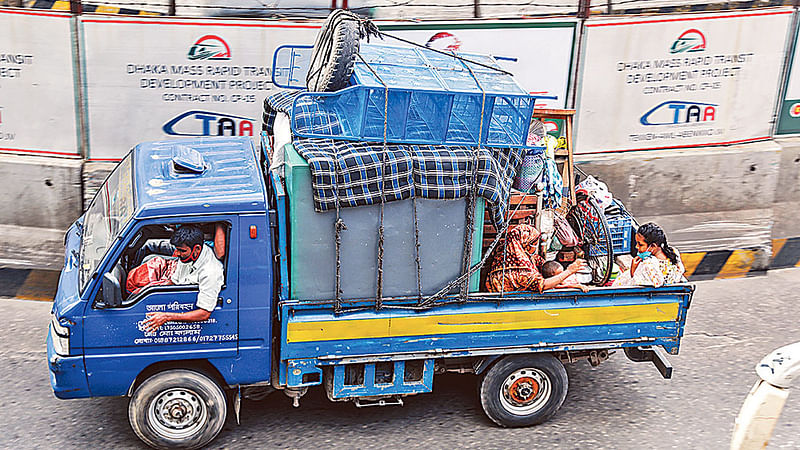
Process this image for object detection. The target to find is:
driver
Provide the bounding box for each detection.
[142,225,224,332]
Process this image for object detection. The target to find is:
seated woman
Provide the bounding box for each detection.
[485,223,585,293]
[612,222,685,288]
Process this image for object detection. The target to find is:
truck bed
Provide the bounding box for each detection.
[278,285,692,364]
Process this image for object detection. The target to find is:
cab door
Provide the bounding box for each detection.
[82,216,239,397]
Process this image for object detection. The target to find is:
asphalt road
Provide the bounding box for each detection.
[2,270,800,449]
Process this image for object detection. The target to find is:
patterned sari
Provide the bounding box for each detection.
[485,224,546,293]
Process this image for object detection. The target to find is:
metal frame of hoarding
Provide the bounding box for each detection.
[774,8,800,136]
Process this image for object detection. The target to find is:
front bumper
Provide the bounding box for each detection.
[47,326,90,399]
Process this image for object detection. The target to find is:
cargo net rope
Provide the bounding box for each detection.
[264,15,541,312]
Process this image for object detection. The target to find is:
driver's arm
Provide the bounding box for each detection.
[143,309,210,332]
[144,259,223,332]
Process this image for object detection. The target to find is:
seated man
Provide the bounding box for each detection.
[142,225,224,332]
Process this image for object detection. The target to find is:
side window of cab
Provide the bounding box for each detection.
[94,221,230,308]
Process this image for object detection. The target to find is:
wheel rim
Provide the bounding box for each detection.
[499,368,552,415]
[147,387,208,440]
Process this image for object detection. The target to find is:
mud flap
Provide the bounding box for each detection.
[624,346,673,379]
[234,386,241,425]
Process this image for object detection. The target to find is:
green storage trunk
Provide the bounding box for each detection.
[284,143,484,301]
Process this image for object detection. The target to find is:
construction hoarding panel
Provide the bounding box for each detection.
[575,8,793,154]
[380,19,577,112]
[0,9,80,157]
[80,16,320,160]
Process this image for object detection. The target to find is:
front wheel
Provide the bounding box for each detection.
[479,354,568,427]
[129,369,227,450]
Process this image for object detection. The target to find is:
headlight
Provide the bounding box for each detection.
[50,315,70,356]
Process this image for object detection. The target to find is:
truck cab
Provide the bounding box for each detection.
[48,136,274,403]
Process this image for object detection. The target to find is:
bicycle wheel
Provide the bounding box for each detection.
[566,198,613,285]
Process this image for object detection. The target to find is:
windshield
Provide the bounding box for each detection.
[80,154,135,292]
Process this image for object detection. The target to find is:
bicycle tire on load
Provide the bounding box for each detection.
[306,10,361,92]
[566,197,613,286]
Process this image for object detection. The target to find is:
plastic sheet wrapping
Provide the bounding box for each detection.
[639,209,773,254]
[269,112,292,178]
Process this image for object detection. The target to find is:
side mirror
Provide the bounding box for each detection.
[102,272,122,308]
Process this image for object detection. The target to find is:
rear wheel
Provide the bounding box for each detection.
[479,354,568,427]
[128,369,227,450]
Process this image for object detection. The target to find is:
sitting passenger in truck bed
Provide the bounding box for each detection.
[541,261,590,293]
[485,223,586,293]
[612,222,685,288]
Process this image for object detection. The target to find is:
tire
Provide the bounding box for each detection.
[306,9,360,92]
[479,354,568,427]
[566,197,613,285]
[128,369,227,450]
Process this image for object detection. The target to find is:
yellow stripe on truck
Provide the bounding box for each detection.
[287,302,680,343]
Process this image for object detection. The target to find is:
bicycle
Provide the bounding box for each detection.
[564,168,614,286]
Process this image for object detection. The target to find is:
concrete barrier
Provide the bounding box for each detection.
[576,141,784,274]
[0,154,82,270]
[772,137,800,240]
[82,161,117,210]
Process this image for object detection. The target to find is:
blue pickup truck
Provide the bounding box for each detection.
[48,133,693,449]
[47,29,693,449]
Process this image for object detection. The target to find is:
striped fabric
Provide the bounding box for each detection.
[293,139,523,226]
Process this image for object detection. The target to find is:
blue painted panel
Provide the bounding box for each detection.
[330,359,434,399]
[279,306,290,387]
[82,215,241,395]
[236,213,272,385]
[133,137,266,219]
[280,286,693,361]
[284,322,679,361]
[47,328,91,399]
[286,359,323,388]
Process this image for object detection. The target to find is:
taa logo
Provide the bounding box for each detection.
[670,29,706,54]
[640,101,716,126]
[163,111,255,137]
[188,35,231,61]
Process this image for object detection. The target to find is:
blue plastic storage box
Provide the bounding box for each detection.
[608,214,635,255]
[284,43,545,148]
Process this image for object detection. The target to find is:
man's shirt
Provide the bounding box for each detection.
[171,245,224,312]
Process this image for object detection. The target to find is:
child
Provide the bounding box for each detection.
[541,261,590,293]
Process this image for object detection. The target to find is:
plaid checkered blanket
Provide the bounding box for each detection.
[264,90,524,225]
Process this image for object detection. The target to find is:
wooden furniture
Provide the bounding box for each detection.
[481,108,577,255]
[534,108,576,204]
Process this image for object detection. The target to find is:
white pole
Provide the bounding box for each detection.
[731,342,800,450]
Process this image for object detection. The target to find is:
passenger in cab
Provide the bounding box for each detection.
[486,223,585,293]
[612,222,685,288]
